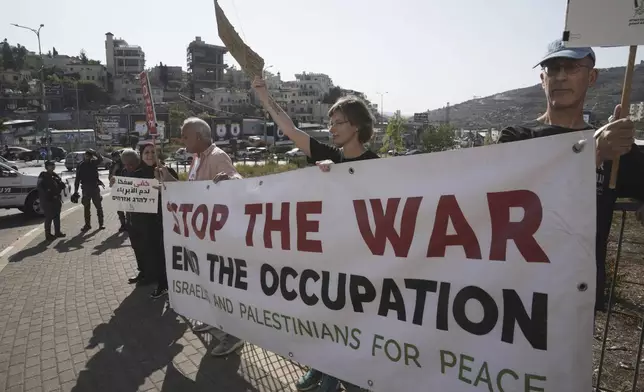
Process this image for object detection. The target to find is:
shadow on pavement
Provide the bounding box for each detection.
[0,213,43,230]
[54,229,101,253]
[71,287,258,392]
[8,238,50,263]
[92,231,129,256]
[160,353,256,392]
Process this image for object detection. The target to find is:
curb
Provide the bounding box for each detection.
[0,191,111,274]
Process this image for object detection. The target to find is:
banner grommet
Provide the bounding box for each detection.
[348,168,355,174]
[572,139,586,153]
[577,282,588,292]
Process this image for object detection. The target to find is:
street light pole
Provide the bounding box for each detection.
[262,65,273,147]
[376,91,388,123]
[11,23,48,156]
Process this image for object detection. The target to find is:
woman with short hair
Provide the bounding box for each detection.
[253,76,376,392]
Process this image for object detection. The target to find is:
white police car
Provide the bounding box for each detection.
[0,162,44,216]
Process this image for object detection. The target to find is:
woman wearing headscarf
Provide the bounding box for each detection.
[111,149,149,285]
[137,143,177,298]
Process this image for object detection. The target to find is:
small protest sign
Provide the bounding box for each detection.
[564,0,644,48]
[564,0,642,188]
[214,0,265,78]
[112,176,159,213]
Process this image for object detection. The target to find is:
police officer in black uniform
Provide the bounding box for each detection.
[73,149,105,231]
[37,160,67,240]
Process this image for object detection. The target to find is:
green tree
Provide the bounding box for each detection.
[168,104,190,138]
[11,44,27,70]
[2,39,15,70]
[159,62,169,89]
[419,123,459,153]
[322,86,343,104]
[379,111,405,154]
[79,49,88,64]
[52,47,58,56]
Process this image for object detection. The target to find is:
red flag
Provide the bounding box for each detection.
[139,71,158,136]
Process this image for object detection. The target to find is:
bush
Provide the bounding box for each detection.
[236,162,299,178]
[174,161,300,182]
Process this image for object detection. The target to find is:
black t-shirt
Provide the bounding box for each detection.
[307,138,379,164]
[498,121,644,272]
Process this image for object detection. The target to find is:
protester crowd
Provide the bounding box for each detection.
[33,38,644,391]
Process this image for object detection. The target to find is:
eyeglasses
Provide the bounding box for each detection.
[329,120,349,128]
[542,62,592,76]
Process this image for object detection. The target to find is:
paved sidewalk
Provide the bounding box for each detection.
[0,199,304,392]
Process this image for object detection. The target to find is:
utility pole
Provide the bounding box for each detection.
[10,23,49,156]
[76,81,81,149]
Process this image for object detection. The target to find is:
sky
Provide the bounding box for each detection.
[2,0,642,114]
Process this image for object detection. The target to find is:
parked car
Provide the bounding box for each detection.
[49,147,67,161]
[0,162,51,216]
[15,146,66,161]
[285,148,306,157]
[172,148,193,163]
[4,146,30,160]
[65,151,113,171]
[0,156,18,170]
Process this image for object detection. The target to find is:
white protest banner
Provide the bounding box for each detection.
[112,176,159,213]
[564,0,644,47]
[163,131,596,391]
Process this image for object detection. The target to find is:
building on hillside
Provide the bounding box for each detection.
[149,65,183,86]
[198,88,250,113]
[224,66,250,90]
[112,75,163,104]
[0,70,32,87]
[270,72,334,124]
[294,72,333,96]
[187,37,228,99]
[148,64,184,102]
[264,71,282,91]
[105,32,145,76]
[41,55,78,69]
[64,64,108,89]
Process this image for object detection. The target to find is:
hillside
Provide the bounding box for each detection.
[425,62,644,129]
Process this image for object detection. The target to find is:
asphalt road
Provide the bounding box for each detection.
[0,162,111,252]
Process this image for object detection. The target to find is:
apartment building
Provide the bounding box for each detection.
[105,32,145,76]
[187,37,227,98]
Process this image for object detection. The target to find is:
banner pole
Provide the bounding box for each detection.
[609,45,638,189]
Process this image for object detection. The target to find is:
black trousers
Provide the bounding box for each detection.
[117,211,129,227]
[129,213,167,288]
[41,199,62,235]
[128,221,150,276]
[81,188,104,226]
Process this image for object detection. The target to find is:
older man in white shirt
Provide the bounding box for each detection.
[158,117,245,357]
